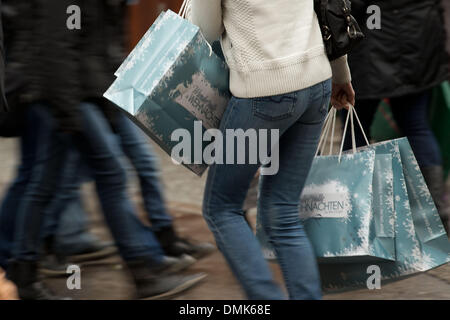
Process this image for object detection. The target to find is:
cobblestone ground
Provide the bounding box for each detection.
[1,135,449,300]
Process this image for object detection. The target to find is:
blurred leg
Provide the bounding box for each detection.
[114,113,215,259]
[0,109,38,268]
[12,104,67,261]
[114,113,172,231]
[73,103,164,262]
[390,91,442,168]
[12,103,164,263]
[40,147,84,244]
[390,92,449,233]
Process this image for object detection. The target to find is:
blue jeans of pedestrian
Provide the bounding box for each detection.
[0,105,43,268]
[10,102,164,263]
[40,146,100,255]
[203,80,331,300]
[40,111,172,255]
[114,112,173,231]
[342,91,442,168]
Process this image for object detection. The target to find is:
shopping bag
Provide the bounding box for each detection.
[257,108,396,262]
[104,7,230,176]
[318,107,450,290]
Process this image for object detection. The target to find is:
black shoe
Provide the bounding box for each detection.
[160,255,196,274]
[39,254,71,277]
[66,241,118,263]
[126,259,207,300]
[7,260,71,300]
[155,226,216,259]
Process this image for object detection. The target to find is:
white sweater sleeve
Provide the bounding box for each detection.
[330,55,352,84]
[187,0,224,44]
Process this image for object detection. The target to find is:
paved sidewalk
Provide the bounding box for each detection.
[1,137,449,300]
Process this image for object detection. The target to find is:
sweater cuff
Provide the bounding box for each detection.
[330,55,352,84]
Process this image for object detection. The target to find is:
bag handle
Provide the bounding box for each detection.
[179,0,190,18]
[316,105,370,161]
[337,104,370,161]
[315,107,337,157]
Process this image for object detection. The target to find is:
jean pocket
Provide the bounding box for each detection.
[252,93,296,121]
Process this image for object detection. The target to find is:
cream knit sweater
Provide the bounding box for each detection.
[187,0,351,98]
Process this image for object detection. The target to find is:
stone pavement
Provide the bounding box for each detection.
[1,137,449,300]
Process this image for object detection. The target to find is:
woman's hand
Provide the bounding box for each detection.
[331,82,355,110]
[0,269,19,300]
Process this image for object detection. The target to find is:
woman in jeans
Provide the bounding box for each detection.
[188,0,355,299]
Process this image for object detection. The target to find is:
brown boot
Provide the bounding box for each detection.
[421,166,450,236]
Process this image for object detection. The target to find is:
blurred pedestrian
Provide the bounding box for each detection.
[38,110,215,276]
[342,0,450,234]
[189,0,354,299]
[0,2,18,300]
[1,0,205,300]
[0,0,5,113]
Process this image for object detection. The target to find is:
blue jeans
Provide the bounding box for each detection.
[10,103,164,263]
[203,80,331,300]
[0,105,43,268]
[40,111,172,254]
[342,91,442,168]
[40,146,99,255]
[114,113,172,231]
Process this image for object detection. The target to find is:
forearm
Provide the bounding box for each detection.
[330,55,352,84]
[187,0,224,43]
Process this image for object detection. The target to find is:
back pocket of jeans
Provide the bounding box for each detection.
[252,93,296,121]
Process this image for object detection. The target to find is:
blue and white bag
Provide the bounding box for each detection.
[104,3,230,176]
[317,107,450,289]
[257,108,396,262]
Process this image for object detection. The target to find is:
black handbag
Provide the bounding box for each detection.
[314,0,365,61]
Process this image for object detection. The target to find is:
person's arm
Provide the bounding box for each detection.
[330,55,352,84]
[330,55,355,110]
[186,0,224,43]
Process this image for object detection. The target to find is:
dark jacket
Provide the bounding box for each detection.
[0,0,6,113]
[444,0,450,66]
[349,0,449,100]
[2,0,126,134]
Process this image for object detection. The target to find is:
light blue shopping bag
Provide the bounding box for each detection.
[257,108,396,262]
[104,9,230,176]
[316,108,450,290]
